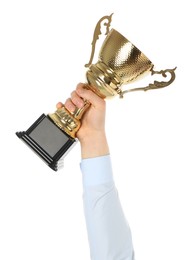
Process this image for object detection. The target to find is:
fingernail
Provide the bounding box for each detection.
[77,89,83,95]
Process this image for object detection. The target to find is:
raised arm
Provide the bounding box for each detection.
[57,83,135,260]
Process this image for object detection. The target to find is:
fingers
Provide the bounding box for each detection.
[57,84,85,113]
[70,89,84,108]
[57,82,105,112]
[56,102,63,109]
[76,83,105,109]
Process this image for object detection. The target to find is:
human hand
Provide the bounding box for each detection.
[56,83,109,158]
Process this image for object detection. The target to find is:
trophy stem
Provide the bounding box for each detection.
[48,107,81,139]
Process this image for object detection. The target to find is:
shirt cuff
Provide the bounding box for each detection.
[80,155,114,187]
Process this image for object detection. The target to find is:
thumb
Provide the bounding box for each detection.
[76,83,105,109]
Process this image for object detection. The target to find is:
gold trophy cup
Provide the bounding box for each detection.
[16,14,176,171]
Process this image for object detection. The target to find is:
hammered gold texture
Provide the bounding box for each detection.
[98,29,153,84]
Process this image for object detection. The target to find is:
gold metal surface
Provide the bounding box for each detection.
[85,13,113,68]
[86,28,154,99]
[121,67,177,96]
[49,107,81,138]
[49,14,176,138]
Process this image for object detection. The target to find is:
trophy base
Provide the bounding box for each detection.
[16,114,76,171]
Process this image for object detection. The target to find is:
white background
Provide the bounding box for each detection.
[0,0,188,260]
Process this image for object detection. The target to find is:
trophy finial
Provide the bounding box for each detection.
[85,13,113,68]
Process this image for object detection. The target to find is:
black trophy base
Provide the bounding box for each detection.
[16,114,76,171]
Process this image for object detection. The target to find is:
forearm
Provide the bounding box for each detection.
[81,155,135,260]
[80,131,109,159]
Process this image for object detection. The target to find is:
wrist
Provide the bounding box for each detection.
[79,131,109,159]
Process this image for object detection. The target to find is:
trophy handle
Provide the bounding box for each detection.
[119,67,177,97]
[85,13,113,68]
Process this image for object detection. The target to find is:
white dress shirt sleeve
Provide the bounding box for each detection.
[80,155,135,260]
